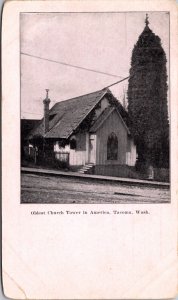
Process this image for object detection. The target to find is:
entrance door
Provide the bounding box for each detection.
[89,135,96,164]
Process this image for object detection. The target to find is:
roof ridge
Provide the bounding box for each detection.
[51,88,106,107]
[65,89,108,138]
[30,88,129,140]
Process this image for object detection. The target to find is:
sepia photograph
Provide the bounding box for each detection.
[20,11,170,204]
[2,1,177,299]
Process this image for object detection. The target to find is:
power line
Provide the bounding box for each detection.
[21,76,130,116]
[103,75,130,89]
[21,52,124,78]
[104,69,145,89]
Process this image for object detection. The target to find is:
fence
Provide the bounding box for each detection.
[22,147,70,169]
[54,152,69,167]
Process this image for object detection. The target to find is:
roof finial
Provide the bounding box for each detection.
[45,89,49,99]
[145,13,149,26]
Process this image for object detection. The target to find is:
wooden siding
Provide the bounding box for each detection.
[69,149,86,165]
[94,165,137,178]
[126,138,137,166]
[89,134,96,164]
[76,132,86,151]
[69,132,86,166]
[54,133,87,166]
[85,133,89,163]
[96,110,127,165]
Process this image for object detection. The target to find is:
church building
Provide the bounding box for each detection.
[28,88,137,175]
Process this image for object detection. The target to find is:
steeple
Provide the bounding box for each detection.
[145,13,149,27]
[136,13,161,51]
[43,89,51,133]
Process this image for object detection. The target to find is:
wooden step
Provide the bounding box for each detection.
[78,163,94,174]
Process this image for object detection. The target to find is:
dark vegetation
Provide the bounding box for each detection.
[128,21,169,169]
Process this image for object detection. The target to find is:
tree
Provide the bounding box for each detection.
[127,15,169,169]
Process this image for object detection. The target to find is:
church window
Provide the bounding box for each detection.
[107,133,118,160]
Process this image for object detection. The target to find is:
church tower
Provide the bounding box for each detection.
[127,14,169,169]
[43,89,51,133]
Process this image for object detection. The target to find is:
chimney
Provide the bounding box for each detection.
[43,89,51,133]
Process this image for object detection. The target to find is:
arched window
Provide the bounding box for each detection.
[107,132,118,160]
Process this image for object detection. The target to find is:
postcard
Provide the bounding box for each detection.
[2,0,177,299]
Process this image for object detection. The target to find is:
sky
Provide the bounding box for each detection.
[20,12,169,119]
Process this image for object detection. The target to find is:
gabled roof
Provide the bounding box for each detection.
[29,89,107,139]
[90,106,130,134]
[29,89,130,139]
[90,106,115,133]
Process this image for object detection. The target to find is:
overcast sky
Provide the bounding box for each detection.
[20,12,169,119]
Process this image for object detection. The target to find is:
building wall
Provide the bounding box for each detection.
[94,164,137,178]
[69,149,86,166]
[53,109,137,167]
[126,138,137,166]
[54,133,87,166]
[69,132,86,166]
[96,110,128,165]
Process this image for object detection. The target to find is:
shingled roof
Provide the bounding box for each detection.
[29,89,129,139]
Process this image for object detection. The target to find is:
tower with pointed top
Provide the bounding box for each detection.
[127,14,169,168]
[145,13,149,26]
[43,89,51,133]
